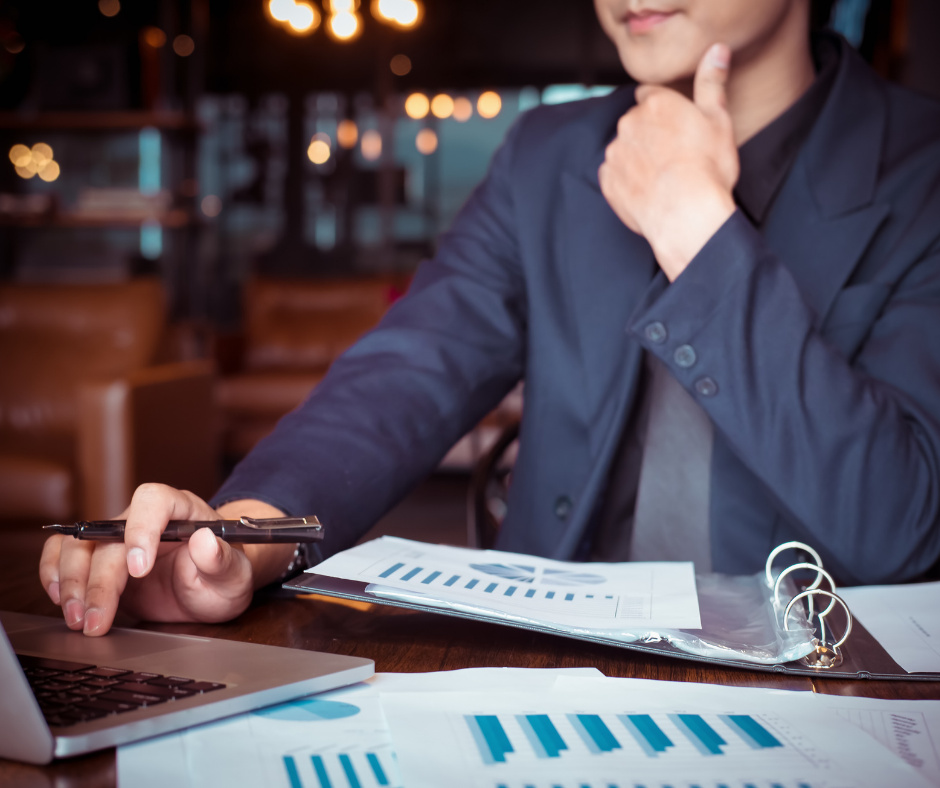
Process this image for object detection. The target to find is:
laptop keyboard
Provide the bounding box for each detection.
[17,653,226,729]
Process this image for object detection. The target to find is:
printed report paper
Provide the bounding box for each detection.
[308,536,702,635]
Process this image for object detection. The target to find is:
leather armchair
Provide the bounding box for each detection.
[0,279,218,522]
[215,275,409,461]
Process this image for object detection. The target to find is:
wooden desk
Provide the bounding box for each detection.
[2,528,938,786]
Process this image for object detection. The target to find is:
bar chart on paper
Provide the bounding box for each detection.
[310,536,702,630]
[379,689,923,788]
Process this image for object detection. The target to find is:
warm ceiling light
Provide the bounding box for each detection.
[477,91,502,119]
[8,144,31,167]
[336,119,359,149]
[452,96,472,122]
[307,133,332,165]
[268,0,294,23]
[288,2,320,33]
[98,0,120,17]
[372,0,422,29]
[173,35,195,56]
[37,160,60,183]
[360,129,382,161]
[404,92,429,120]
[30,143,53,166]
[328,0,360,11]
[389,54,412,76]
[328,10,361,40]
[415,128,438,155]
[143,27,167,48]
[430,94,454,120]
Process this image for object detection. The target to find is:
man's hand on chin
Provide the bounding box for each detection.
[598,42,740,281]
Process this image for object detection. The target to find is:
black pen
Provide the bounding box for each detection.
[43,516,324,544]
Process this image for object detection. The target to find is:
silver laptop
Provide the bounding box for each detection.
[0,610,374,764]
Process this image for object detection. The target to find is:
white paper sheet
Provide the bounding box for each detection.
[839,581,940,673]
[308,536,702,633]
[553,676,940,786]
[381,681,932,788]
[116,667,602,788]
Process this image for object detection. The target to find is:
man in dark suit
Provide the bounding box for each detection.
[41,0,940,636]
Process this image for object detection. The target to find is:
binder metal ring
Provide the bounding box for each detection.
[773,561,838,621]
[784,588,853,669]
[764,540,823,586]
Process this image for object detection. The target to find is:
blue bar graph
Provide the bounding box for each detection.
[619,714,674,756]
[525,589,536,597]
[365,752,389,786]
[421,571,441,584]
[670,714,727,755]
[283,755,303,788]
[311,755,332,788]
[444,574,459,587]
[466,579,479,589]
[485,582,498,593]
[466,714,514,764]
[400,567,423,581]
[504,585,518,596]
[516,714,568,758]
[568,714,621,753]
[721,714,784,749]
[565,593,575,601]
[378,562,404,579]
[337,754,361,788]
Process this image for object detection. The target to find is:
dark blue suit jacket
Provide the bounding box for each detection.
[216,37,940,585]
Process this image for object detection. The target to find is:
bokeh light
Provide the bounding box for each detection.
[477,91,502,119]
[430,94,454,120]
[452,97,473,122]
[201,195,223,217]
[37,161,60,183]
[404,92,429,120]
[328,10,361,40]
[336,119,359,149]
[98,0,121,18]
[173,35,195,57]
[372,0,422,28]
[143,27,168,48]
[415,128,438,155]
[268,0,294,22]
[307,133,332,165]
[288,2,320,34]
[390,54,412,76]
[8,144,31,167]
[360,129,382,161]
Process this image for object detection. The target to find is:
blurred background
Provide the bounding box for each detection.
[0,0,937,539]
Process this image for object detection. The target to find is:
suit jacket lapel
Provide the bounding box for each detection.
[764,38,891,321]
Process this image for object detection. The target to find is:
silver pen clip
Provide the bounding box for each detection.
[238,515,323,531]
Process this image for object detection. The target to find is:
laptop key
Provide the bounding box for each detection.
[99,690,166,706]
[75,698,136,715]
[185,681,226,693]
[121,672,162,682]
[146,676,194,687]
[17,654,95,672]
[81,666,132,679]
[113,682,194,699]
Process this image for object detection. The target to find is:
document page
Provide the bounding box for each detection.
[839,581,940,673]
[309,536,702,634]
[380,683,930,788]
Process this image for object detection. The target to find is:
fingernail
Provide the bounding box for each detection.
[709,44,730,69]
[83,608,103,636]
[49,581,60,605]
[65,598,85,628]
[127,547,148,577]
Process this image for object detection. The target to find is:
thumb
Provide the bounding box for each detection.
[693,43,731,119]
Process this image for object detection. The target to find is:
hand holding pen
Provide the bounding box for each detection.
[39,483,314,637]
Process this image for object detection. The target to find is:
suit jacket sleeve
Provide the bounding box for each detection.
[212,121,529,558]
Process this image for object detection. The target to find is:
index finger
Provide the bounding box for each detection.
[122,483,220,578]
